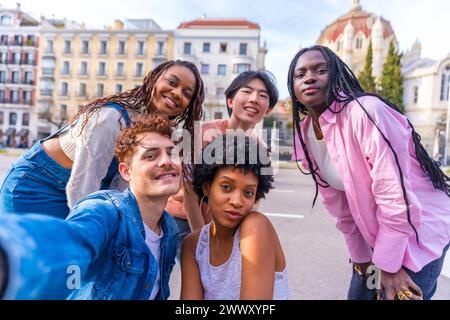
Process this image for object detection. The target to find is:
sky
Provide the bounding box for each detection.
[2,0,449,98]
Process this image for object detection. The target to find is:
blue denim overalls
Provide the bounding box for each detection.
[0,103,131,219]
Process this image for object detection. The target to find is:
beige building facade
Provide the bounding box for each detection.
[36,18,173,138]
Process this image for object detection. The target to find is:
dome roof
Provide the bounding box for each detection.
[316,4,395,43]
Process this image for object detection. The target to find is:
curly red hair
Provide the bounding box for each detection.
[115,113,175,163]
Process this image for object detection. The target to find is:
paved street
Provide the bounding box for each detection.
[0,154,449,299]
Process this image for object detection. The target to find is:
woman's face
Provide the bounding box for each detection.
[292,50,329,111]
[228,78,271,127]
[152,65,196,116]
[204,166,258,229]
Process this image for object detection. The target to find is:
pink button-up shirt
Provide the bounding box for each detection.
[292,95,450,273]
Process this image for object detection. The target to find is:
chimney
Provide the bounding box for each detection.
[114,19,124,30]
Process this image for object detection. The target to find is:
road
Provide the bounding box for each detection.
[0,154,449,299]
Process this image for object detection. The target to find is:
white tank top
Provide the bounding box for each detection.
[306,121,345,190]
[195,223,291,300]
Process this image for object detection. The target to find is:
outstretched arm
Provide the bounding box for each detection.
[180,231,204,299]
[0,198,119,299]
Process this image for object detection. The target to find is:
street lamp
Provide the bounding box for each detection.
[445,83,450,166]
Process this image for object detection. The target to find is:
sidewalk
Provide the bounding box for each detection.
[0,148,27,157]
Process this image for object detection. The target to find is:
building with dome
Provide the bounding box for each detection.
[316,0,397,79]
[317,0,450,163]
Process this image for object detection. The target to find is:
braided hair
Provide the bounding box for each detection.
[73,59,204,137]
[287,45,450,244]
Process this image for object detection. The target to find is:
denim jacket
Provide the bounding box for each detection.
[0,188,179,300]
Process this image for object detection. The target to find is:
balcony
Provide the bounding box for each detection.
[40,89,53,96]
[0,98,33,105]
[42,68,55,76]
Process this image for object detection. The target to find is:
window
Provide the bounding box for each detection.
[201,63,210,75]
[81,40,89,54]
[117,41,126,55]
[11,91,19,103]
[1,35,8,45]
[11,71,19,84]
[14,35,23,46]
[62,61,70,75]
[0,15,12,26]
[239,43,247,55]
[0,52,6,63]
[234,63,250,74]
[214,112,223,120]
[183,42,192,55]
[9,112,17,125]
[61,82,69,96]
[22,113,30,126]
[356,37,363,49]
[413,86,419,104]
[98,62,106,75]
[78,83,87,97]
[0,71,6,83]
[216,87,224,96]
[219,43,227,53]
[64,40,71,54]
[24,71,33,84]
[99,40,108,54]
[45,40,54,53]
[157,41,164,55]
[135,62,144,77]
[80,61,88,75]
[26,35,35,46]
[14,52,21,64]
[337,40,343,51]
[59,105,67,120]
[0,111,3,124]
[96,83,104,97]
[203,42,210,53]
[27,52,34,65]
[217,64,226,76]
[22,91,32,104]
[115,84,123,93]
[137,41,145,55]
[116,62,125,76]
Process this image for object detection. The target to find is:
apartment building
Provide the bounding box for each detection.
[174,18,267,121]
[0,4,39,146]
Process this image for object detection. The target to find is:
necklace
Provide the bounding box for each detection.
[312,120,323,140]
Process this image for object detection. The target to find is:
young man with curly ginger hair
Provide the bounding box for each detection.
[0,114,181,300]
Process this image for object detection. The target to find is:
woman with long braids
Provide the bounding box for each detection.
[288,45,450,300]
[0,60,204,219]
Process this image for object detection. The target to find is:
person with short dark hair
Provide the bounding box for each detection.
[0,114,180,299]
[180,134,290,300]
[288,45,450,300]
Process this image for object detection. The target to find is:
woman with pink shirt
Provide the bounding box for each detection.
[288,45,450,300]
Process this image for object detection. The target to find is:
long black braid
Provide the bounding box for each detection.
[288,45,450,245]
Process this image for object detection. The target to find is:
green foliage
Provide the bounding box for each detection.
[358,40,377,93]
[380,39,404,112]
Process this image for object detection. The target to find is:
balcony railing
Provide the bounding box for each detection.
[0,98,33,105]
[40,89,53,96]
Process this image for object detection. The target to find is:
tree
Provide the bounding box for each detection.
[380,39,404,112]
[38,106,67,129]
[358,40,377,93]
